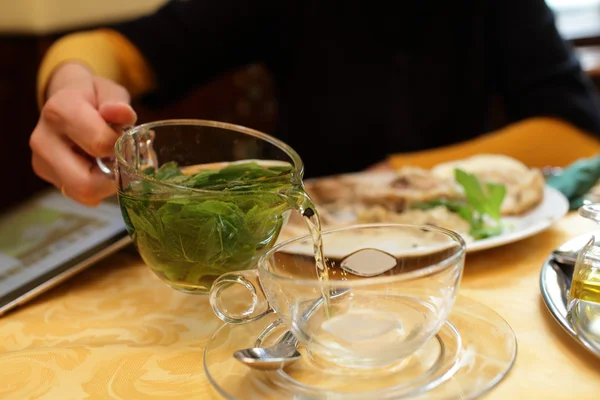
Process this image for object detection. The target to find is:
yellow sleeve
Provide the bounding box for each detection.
[388,118,600,169]
[37,28,156,108]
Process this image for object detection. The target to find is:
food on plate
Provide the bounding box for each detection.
[356,168,507,241]
[431,154,545,216]
[357,167,461,212]
[356,205,472,240]
[295,154,545,242]
[303,174,360,205]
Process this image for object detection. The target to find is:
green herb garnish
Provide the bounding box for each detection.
[412,168,506,240]
[455,169,505,222]
[119,161,298,292]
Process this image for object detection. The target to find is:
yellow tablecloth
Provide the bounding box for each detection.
[3,117,600,399]
[2,214,600,399]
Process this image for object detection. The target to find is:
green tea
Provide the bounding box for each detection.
[118,160,317,293]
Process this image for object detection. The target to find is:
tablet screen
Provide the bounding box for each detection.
[0,190,128,308]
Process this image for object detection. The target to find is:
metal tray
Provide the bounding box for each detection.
[539,231,600,358]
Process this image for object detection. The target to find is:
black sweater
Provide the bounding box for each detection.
[111,0,600,178]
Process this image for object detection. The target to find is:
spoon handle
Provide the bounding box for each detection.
[278,330,299,348]
[552,249,579,266]
[252,288,350,352]
[270,299,320,349]
[274,288,350,345]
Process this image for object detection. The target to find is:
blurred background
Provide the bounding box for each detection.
[1,0,600,210]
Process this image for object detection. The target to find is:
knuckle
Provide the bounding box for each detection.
[29,126,53,159]
[29,129,43,153]
[41,96,66,126]
[113,83,130,100]
[94,76,109,86]
[68,176,98,203]
[42,90,87,125]
[95,76,131,102]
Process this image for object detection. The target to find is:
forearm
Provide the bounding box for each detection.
[37,29,155,107]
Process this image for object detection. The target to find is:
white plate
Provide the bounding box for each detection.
[279,227,460,259]
[281,184,568,256]
[467,185,568,252]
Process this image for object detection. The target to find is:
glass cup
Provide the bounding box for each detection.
[209,223,465,369]
[104,119,311,294]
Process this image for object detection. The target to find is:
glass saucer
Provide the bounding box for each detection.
[204,296,517,399]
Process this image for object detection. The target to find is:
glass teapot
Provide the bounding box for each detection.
[97,119,316,295]
[567,204,600,349]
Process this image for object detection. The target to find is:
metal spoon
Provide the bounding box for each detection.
[552,248,579,266]
[233,329,301,371]
[233,287,350,370]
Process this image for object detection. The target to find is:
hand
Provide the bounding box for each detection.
[30,63,137,206]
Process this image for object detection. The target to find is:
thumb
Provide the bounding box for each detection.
[98,102,137,127]
[94,76,137,126]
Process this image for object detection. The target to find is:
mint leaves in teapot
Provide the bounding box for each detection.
[118,161,300,293]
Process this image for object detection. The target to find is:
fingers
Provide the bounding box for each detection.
[30,120,116,205]
[42,77,136,160]
[30,68,134,206]
[99,102,137,127]
[95,76,137,126]
[42,90,120,158]
[31,153,60,187]
[94,76,130,104]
